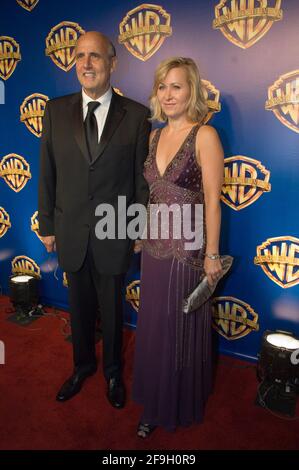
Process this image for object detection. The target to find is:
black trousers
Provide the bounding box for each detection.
[66,244,124,381]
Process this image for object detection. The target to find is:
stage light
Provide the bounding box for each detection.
[9,275,41,317]
[256,330,299,417]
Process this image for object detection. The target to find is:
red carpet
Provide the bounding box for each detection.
[0,295,298,450]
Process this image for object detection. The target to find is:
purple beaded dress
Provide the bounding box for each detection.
[132,125,213,431]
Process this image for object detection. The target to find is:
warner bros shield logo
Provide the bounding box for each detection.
[45,21,85,71]
[265,70,299,134]
[212,296,259,340]
[126,280,140,312]
[0,36,21,80]
[16,0,39,12]
[221,156,271,210]
[118,4,172,61]
[113,87,124,96]
[0,154,31,193]
[0,207,11,238]
[20,93,49,138]
[213,0,283,49]
[202,79,221,124]
[63,272,68,288]
[255,236,299,288]
[12,256,41,279]
[31,211,42,242]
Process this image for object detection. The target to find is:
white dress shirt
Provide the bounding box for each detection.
[82,87,112,143]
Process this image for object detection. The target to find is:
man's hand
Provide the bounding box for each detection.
[41,235,56,253]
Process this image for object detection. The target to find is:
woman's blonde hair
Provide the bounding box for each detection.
[150,57,208,123]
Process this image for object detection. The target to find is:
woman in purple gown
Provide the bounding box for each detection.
[132,57,224,437]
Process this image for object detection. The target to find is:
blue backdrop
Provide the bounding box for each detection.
[0,0,298,362]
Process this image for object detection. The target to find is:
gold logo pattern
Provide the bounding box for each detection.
[221,156,271,210]
[125,280,140,312]
[0,207,11,238]
[213,0,283,49]
[45,21,85,72]
[254,236,299,288]
[12,255,41,278]
[20,93,49,138]
[0,154,31,192]
[113,87,124,96]
[63,272,68,288]
[30,211,42,241]
[202,79,221,124]
[16,0,39,11]
[265,70,299,134]
[0,36,21,80]
[212,296,259,340]
[119,4,172,61]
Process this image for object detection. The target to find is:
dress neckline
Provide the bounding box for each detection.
[154,124,199,178]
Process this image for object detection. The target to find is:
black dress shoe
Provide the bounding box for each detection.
[56,366,97,402]
[106,377,125,409]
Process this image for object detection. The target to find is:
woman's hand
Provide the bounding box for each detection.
[134,240,143,253]
[204,257,223,287]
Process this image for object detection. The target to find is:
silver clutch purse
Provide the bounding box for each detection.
[183,255,233,314]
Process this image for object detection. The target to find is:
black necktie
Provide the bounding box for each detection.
[84,101,100,161]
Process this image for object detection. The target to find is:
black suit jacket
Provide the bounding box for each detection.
[38,90,150,274]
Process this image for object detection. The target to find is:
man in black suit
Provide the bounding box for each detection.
[38,31,150,408]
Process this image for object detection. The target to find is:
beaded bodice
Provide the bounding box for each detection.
[142,124,206,269]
